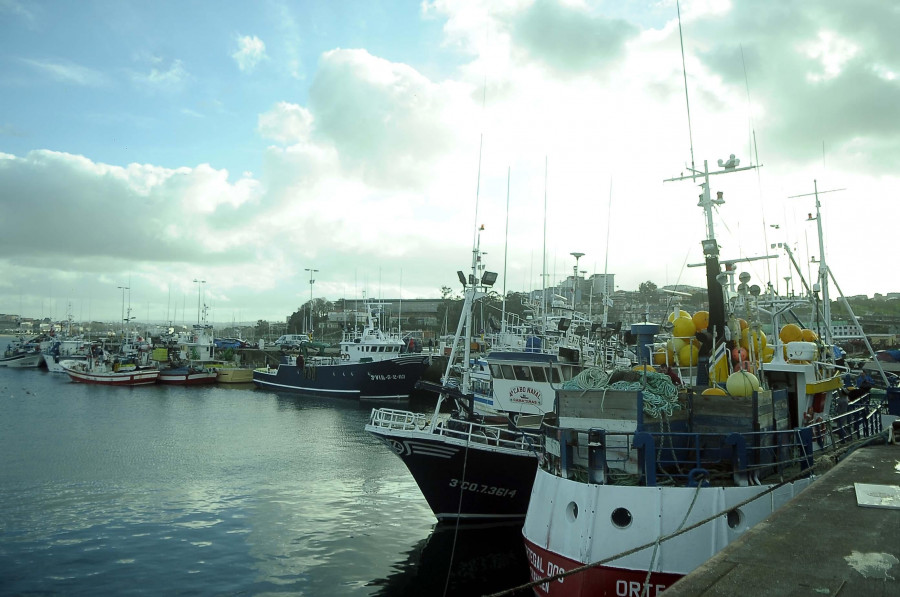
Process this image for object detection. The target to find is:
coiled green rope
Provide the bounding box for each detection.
[562,367,682,418]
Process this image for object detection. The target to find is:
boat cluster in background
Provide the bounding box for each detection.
[4,153,899,596]
[366,155,900,596]
[1,321,251,385]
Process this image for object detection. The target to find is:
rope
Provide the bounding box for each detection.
[561,367,682,418]
[444,422,472,597]
[482,429,889,597]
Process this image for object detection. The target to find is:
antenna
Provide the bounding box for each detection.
[677,0,696,177]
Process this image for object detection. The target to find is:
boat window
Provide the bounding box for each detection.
[513,365,531,380]
[530,367,547,382]
[611,508,632,529]
[549,366,561,384]
[500,364,515,379]
[490,364,503,378]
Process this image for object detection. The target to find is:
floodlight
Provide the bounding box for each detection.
[481,271,498,287]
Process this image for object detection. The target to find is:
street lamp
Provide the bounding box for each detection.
[193,279,206,324]
[570,252,584,309]
[305,268,319,336]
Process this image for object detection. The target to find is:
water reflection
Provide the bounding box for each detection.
[370,521,530,597]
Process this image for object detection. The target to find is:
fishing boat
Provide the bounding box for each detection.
[214,365,254,383]
[0,336,45,368]
[252,300,431,401]
[157,364,218,385]
[43,338,92,373]
[366,233,603,521]
[61,357,160,386]
[520,158,892,596]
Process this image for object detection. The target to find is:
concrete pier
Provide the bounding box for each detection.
[665,441,900,596]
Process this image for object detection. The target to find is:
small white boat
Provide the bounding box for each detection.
[61,359,160,386]
[0,337,44,368]
[0,349,44,368]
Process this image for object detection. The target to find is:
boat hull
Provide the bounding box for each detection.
[63,365,160,386]
[522,468,810,596]
[252,355,430,401]
[158,368,218,385]
[44,354,88,373]
[366,415,538,520]
[522,538,682,597]
[0,352,44,368]
[215,367,254,383]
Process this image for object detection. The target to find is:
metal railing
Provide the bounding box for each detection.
[544,403,883,487]
[368,408,541,454]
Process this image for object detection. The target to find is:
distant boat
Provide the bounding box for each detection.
[252,300,431,401]
[214,365,254,384]
[0,337,44,368]
[61,358,160,386]
[157,364,218,385]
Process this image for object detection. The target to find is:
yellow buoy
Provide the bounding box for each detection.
[740,328,767,353]
[762,345,775,362]
[726,371,760,397]
[801,328,819,342]
[739,318,749,330]
[667,309,690,323]
[652,343,672,365]
[672,316,696,339]
[780,323,802,343]
[692,310,709,331]
[678,344,699,366]
[669,337,689,354]
[633,364,655,374]
[702,386,728,396]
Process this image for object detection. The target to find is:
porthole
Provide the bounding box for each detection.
[611,507,632,529]
[566,501,578,522]
[726,508,743,529]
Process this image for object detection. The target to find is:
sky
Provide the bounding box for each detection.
[1,0,897,326]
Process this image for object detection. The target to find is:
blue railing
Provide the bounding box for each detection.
[548,404,883,487]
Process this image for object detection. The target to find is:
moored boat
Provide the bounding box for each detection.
[157,364,218,385]
[214,365,254,383]
[520,157,892,596]
[61,359,160,386]
[252,300,431,401]
[0,346,44,368]
[366,234,597,521]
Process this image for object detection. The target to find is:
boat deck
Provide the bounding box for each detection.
[664,438,900,596]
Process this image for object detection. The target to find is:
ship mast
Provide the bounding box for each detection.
[664,156,757,344]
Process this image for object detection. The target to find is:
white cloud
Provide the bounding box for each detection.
[20,58,109,86]
[800,31,859,82]
[258,102,314,145]
[233,35,268,72]
[131,59,189,91]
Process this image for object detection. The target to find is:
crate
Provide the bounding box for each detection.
[692,389,775,433]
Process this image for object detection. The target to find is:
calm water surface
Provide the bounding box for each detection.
[0,340,528,596]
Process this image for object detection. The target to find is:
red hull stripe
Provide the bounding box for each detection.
[523,538,682,597]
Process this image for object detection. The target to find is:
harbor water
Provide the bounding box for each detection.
[0,344,529,596]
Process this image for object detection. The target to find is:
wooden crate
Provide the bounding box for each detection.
[691,389,774,433]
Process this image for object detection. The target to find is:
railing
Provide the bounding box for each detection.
[368,408,541,454]
[544,404,884,488]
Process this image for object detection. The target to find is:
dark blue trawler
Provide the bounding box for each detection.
[252,301,431,402]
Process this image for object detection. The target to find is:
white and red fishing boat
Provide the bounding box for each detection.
[61,358,160,386]
[521,158,893,596]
